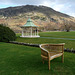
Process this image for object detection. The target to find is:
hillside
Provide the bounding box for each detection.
[0,5,75,32]
[0,5,70,17]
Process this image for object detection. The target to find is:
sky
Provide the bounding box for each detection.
[0,0,75,17]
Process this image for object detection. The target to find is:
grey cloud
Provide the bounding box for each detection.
[0,0,75,4]
[0,0,56,5]
[55,0,75,4]
[7,0,44,5]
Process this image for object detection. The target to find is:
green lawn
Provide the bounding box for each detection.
[0,42,75,75]
[39,31,75,39]
[16,31,75,49]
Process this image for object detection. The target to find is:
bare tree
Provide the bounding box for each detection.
[61,19,73,32]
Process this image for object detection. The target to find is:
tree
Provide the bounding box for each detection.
[61,19,73,32]
[0,24,16,42]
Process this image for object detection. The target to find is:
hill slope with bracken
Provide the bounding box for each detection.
[0,5,75,32]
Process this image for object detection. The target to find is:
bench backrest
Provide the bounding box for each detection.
[40,43,65,57]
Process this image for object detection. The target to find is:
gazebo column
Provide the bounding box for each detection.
[22,29,24,37]
[25,31,27,36]
[35,29,36,36]
[31,27,32,37]
[24,28,26,36]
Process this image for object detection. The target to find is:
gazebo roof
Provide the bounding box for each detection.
[22,18,38,27]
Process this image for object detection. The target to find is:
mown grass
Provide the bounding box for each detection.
[39,31,75,39]
[0,42,75,75]
[16,31,75,49]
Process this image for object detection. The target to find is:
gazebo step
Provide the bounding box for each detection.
[20,35,40,38]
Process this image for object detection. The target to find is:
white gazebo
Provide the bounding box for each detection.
[20,18,40,37]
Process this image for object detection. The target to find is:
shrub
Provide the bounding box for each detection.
[0,24,16,42]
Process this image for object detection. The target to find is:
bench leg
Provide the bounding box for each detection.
[48,60,50,70]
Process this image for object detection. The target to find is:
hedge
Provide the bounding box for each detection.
[0,24,16,42]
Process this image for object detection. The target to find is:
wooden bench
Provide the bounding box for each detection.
[39,43,65,70]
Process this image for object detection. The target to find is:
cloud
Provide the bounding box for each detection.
[70,13,75,17]
[52,4,64,11]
